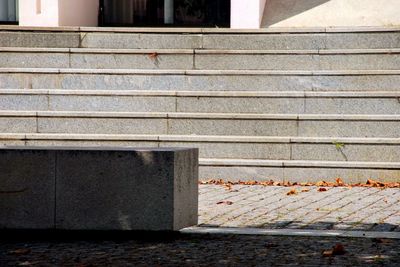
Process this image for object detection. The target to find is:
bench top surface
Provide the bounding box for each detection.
[0,146,197,152]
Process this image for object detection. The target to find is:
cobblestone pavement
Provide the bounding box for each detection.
[199,185,400,232]
[1,233,399,266]
[1,185,399,266]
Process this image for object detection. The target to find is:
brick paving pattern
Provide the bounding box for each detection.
[1,233,399,266]
[1,185,399,266]
[199,185,400,232]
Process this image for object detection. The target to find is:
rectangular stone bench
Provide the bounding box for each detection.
[0,147,198,231]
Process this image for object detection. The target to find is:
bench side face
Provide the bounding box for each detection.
[0,150,56,229]
[173,148,199,230]
[0,148,198,231]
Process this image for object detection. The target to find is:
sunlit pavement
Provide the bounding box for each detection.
[199,185,400,232]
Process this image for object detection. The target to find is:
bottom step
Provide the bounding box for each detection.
[201,166,400,184]
[1,134,399,183]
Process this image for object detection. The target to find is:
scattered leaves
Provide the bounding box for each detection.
[200,179,400,189]
[286,188,298,196]
[322,243,346,257]
[216,201,233,205]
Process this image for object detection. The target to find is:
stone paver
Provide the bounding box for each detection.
[0,185,399,266]
[199,185,400,232]
[0,233,399,266]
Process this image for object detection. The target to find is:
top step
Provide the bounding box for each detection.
[0,26,399,50]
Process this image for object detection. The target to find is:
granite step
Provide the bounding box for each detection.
[2,111,400,138]
[2,47,400,70]
[1,26,399,50]
[1,133,399,163]
[2,68,400,91]
[0,133,400,183]
[1,89,400,114]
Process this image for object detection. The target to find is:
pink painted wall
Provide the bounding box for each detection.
[58,0,98,26]
[231,0,267,29]
[19,0,98,27]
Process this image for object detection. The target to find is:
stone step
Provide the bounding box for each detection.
[1,133,399,163]
[2,111,400,138]
[0,133,399,183]
[2,68,400,91]
[200,159,400,183]
[1,27,399,49]
[2,89,400,115]
[2,47,400,70]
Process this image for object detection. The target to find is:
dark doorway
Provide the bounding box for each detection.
[99,0,230,27]
[0,0,18,25]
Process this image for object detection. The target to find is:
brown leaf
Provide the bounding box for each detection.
[301,188,310,192]
[322,243,346,257]
[332,243,346,255]
[318,187,328,192]
[286,188,298,196]
[148,52,159,60]
[217,201,233,205]
[336,178,345,186]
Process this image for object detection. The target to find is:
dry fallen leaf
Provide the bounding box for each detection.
[332,243,346,255]
[148,52,159,60]
[322,243,346,257]
[199,179,400,188]
[216,201,233,205]
[336,178,345,186]
[286,188,298,196]
[301,188,310,193]
[318,187,328,192]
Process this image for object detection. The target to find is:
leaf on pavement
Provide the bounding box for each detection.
[336,178,345,186]
[318,187,328,192]
[286,188,298,196]
[216,201,233,205]
[322,243,346,257]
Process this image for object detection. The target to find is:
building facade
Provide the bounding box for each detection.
[1,0,399,29]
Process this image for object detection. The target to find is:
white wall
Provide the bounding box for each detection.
[19,0,59,26]
[19,0,98,27]
[262,0,400,28]
[231,0,267,29]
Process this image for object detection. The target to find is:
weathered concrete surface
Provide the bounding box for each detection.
[0,147,198,231]
[0,149,56,229]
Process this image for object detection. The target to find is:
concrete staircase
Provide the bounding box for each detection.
[1,26,400,182]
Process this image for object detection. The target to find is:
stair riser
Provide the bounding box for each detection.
[2,52,400,70]
[2,94,400,114]
[2,73,400,91]
[0,32,80,48]
[200,166,400,183]
[1,32,399,50]
[3,117,400,138]
[0,138,398,162]
[202,33,400,50]
[0,138,399,182]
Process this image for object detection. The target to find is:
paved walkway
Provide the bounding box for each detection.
[199,185,400,232]
[1,185,399,266]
